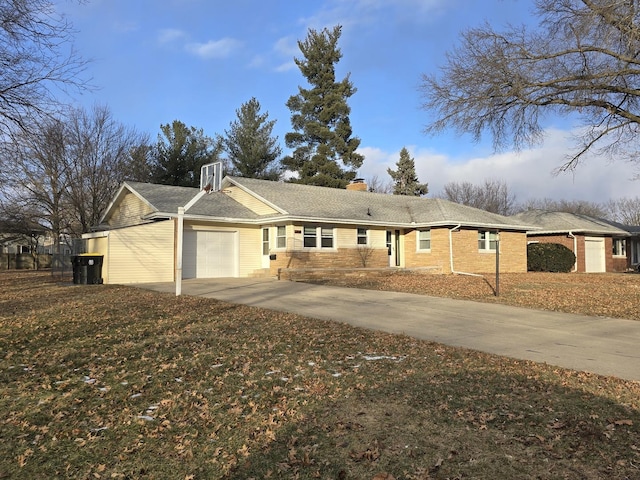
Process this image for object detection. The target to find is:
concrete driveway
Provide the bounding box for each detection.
[138,278,640,382]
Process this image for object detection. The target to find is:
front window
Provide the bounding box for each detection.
[357,228,368,245]
[303,226,335,249]
[321,227,334,248]
[276,226,286,248]
[417,229,431,251]
[613,238,626,256]
[303,226,317,248]
[478,231,497,251]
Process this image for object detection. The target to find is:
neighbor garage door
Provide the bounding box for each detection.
[183,230,238,278]
[584,237,606,273]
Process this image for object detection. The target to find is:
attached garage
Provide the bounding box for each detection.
[584,236,606,273]
[182,230,238,278]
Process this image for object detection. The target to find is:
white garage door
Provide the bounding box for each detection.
[183,230,238,278]
[584,237,605,273]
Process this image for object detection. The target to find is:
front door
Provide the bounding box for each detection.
[387,230,401,267]
[262,228,270,268]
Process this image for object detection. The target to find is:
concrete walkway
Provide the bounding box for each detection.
[137,278,640,382]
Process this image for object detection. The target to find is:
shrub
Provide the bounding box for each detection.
[527,242,576,272]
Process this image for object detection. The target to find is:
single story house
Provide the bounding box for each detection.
[512,210,635,273]
[83,176,535,284]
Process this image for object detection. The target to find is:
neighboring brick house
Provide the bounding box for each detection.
[84,175,534,284]
[512,210,634,273]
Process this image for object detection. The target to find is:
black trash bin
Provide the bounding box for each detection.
[72,254,103,284]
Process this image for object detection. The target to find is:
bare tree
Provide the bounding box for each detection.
[421,0,640,172]
[604,197,640,224]
[1,117,72,251]
[438,178,516,215]
[366,175,392,194]
[65,105,148,235]
[2,106,149,246]
[0,0,89,137]
[517,198,607,217]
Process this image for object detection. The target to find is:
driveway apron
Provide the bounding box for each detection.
[137,278,640,382]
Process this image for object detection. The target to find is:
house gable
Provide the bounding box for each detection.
[106,188,155,228]
[222,183,281,216]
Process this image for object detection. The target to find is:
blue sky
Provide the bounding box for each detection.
[60,0,638,203]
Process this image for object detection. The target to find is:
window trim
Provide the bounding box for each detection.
[478,230,497,252]
[262,228,270,255]
[357,227,368,246]
[613,238,626,257]
[276,226,286,249]
[302,225,335,250]
[417,229,431,251]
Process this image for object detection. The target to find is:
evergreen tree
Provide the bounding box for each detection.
[151,120,222,187]
[387,147,428,196]
[283,25,364,188]
[221,97,282,180]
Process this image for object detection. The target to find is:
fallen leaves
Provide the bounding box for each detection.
[1,271,640,480]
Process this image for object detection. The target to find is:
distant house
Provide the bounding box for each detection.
[83,176,535,284]
[512,210,636,273]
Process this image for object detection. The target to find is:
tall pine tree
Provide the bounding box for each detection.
[221,97,282,180]
[387,147,428,196]
[151,120,223,187]
[283,25,364,188]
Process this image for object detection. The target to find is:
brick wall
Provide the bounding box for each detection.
[268,247,389,276]
[530,234,629,273]
[450,229,527,273]
[270,226,528,276]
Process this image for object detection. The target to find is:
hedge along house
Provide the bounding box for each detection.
[83,174,535,285]
[512,210,633,273]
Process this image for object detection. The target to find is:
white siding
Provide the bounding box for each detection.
[107,221,175,284]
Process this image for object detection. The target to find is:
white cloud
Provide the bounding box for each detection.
[357,129,640,203]
[185,38,242,59]
[157,28,186,44]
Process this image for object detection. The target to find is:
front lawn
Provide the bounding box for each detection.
[1,271,639,479]
[314,271,640,321]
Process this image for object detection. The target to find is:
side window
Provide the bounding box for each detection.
[478,231,497,251]
[357,228,368,245]
[417,229,431,251]
[262,228,269,255]
[276,226,286,248]
[613,238,626,256]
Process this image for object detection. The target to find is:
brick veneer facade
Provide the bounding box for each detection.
[269,226,528,275]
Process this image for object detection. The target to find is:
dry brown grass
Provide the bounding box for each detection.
[1,271,639,480]
[315,271,640,321]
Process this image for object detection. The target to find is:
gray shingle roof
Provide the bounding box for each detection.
[112,178,534,230]
[125,182,260,219]
[512,210,630,235]
[226,177,533,230]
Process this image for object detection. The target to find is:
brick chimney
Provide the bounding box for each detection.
[346,178,367,192]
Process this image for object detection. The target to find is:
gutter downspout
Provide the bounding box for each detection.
[176,207,184,296]
[567,231,577,272]
[449,224,483,277]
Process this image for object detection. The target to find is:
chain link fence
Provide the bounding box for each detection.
[51,238,86,281]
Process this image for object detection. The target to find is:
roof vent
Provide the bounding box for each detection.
[200,162,222,193]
